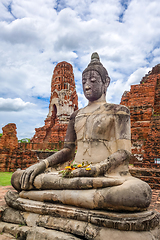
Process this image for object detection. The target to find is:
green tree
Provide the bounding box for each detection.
[18,138,30,143]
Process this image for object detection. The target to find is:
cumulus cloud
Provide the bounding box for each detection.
[0,0,160,138]
[107,66,152,103]
[0,98,35,111]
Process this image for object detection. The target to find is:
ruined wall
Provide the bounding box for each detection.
[0,61,79,172]
[32,61,78,143]
[121,64,160,165]
[0,123,18,152]
[18,141,64,151]
[0,150,38,172]
[0,124,64,172]
[0,123,38,172]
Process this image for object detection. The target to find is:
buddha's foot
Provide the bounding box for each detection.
[33,173,125,190]
[19,177,151,212]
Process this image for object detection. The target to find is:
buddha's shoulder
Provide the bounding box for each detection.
[70,109,80,120]
[72,103,130,118]
[103,103,130,115]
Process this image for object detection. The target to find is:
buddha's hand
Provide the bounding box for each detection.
[65,166,97,178]
[20,161,46,190]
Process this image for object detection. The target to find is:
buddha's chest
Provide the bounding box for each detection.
[75,112,115,141]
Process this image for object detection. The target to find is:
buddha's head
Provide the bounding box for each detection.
[82,52,110,102]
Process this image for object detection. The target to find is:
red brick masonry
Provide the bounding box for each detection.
[121,64,160,188]
[121,63,160,165]
[0,124,38,172]
[0,124,18,152]
[31,61,78,144]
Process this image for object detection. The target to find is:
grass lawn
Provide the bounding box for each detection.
[0,172,13,186]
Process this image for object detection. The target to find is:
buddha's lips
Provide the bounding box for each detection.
[85,89,92,94]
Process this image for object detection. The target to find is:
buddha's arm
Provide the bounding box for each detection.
[20,111,78,190]
[66,149,131,178]
[43,110,78,168]
[66,107,132,178]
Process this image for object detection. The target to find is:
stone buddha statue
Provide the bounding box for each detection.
[11,52,151,212]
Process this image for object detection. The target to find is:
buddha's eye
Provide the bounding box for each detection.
[91,77,96,82]
[82,78,86,84]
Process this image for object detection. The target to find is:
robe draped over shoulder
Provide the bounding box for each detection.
[74,103,131,165]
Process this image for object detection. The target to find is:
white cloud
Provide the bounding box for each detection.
[0,98,35,111]
[0,0,14,21]
[127,67,151,86]
[107,66,151,103]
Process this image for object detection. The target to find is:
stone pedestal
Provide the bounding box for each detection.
[0,190,160,240]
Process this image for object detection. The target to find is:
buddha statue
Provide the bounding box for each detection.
[11,52,151,212]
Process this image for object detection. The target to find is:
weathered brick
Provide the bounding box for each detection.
[121,63,160,165]
[0,123,18,152]
[122,64,160,188]
[31,61,78,144]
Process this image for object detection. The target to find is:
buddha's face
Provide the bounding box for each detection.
[82,70,104,101]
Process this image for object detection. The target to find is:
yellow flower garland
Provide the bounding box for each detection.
[59,161,92,177]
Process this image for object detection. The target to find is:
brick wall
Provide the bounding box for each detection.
[18,141,64,151]
[0,150,38,172]
[0,123,65,172]
[0,123,18,152]
[0,123,38,172]
[121,64,160,166]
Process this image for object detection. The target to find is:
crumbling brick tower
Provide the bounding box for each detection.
[32,61,78,143]
[0,123,18,152]
[121,64,160,165]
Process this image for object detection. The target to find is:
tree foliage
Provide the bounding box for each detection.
[18,138,30,143]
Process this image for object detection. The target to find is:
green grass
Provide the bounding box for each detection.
[0,172,13,186]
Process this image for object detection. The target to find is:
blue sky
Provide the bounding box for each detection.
[0,0,160,139]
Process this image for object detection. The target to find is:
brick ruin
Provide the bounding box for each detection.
[0,123,65,172]
[0,62,159,189]
[121,64,160,188]
[0,123,38,172]
[31,61,78,144]
[0,61,78,172]
[0,123,18,152]
[121,64,160,164]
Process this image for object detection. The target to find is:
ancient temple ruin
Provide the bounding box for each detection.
[121,64,160,189]
[0,123,18,152]
[121,63,160,165]
[1,53,160,240]
[31,61,78,143]
[0,123,38,172]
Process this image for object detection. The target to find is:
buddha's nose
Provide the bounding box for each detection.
[85,85,91,90]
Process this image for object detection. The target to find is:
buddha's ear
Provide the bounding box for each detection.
[102,83,107,95]
[106,75,110,88]
[103,76,110,94]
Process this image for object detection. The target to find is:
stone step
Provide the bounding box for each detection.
[130,167,160,189]
[1,220,159,240]
[0,233,16,239]
[148,183,160,190]
[139,176,160,185]
[130,167,160,177]
[0,222,82,240]
[133,162,160,169]
[1,205,160,240]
